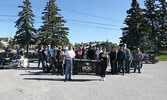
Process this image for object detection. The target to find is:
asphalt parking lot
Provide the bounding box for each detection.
[0,61,167,100]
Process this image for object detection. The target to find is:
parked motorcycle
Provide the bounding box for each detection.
[19,56,29,68]
[26,52,38,62]
[143,54,149,63]
[12,54,29,68]
[42,58,54,73]
[0,57,18,69]
[143,53,159,64]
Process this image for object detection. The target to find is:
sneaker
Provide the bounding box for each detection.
[100,77,104,81]
[103,78,105,81]
[64,79,67,82]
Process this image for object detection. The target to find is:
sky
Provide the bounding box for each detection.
[0,0,145,45]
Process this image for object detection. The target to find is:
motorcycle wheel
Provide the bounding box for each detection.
[20,61,29,68]
[43,64,51,73]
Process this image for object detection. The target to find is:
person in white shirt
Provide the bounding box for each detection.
[96,47,103,59]
[64,45,76,82]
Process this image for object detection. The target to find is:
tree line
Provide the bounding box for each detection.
[74,39,118,52]
[120,0,167,53]
[14,0,69,53]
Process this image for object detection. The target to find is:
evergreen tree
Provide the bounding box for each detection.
[120,0,151,51]
[38,0,69,46]
[14,0,37,53]
[144,0,160,53]
[157,0,167,50]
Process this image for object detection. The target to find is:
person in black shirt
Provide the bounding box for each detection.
[117,47,126,75]
[55,46,64,75]
[99,48,108,81]
[82,50,88,59]
[62,46,66,72]
[109,46,118,75]
[41,46,50,67]
[37,45,43,68]
[87,46,95,59]
[82,45,87,53]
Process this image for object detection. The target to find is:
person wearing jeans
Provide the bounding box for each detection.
[133,48,143,73]
[41,46,49,67]
[64,45,76,82]
[125,49,133,73]
[117,47,126,75]
[134,61,141,73]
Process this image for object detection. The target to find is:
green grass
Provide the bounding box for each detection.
[158,55,167,61]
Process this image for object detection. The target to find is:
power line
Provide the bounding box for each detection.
[62,7,122,22]
[65,19,124,27]
[0,15,18,18]
[0,20,121,31]
[67,22,121,31]
[0,4,122,22]
[0,14,124,28]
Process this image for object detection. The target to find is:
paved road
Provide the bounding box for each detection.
[0,62,167,100]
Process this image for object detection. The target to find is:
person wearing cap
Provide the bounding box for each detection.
[117,46,126,75]
[133,48,143,73]
[55,46,64,75]
[64,45,76,82]
[123,44,128,53]
[109,46,118,75]
[99,48,109,81]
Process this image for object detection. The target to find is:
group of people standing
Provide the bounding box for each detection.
[100,44,143,81]
[37,45,76,82]
[109,44,143,75]
[38,45,66,74]
[37,44,143,82]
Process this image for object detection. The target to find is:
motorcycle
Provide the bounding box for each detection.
[42,58,54,73]
[42,58,64,74]
[26,52,38,62]
[12,54,29,68]
[19,56,29,68]
[0,57,18,69]
[144,54,149,63]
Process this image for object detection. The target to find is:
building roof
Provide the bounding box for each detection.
[0,38,10,42]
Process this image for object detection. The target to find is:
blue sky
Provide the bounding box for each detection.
[0,0,145,45]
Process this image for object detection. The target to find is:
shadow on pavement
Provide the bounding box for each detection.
[23,78,63,81]
[15,67,42,70]
[20,71,56,76]
[70,79,99,82]
[23,78,99,82]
